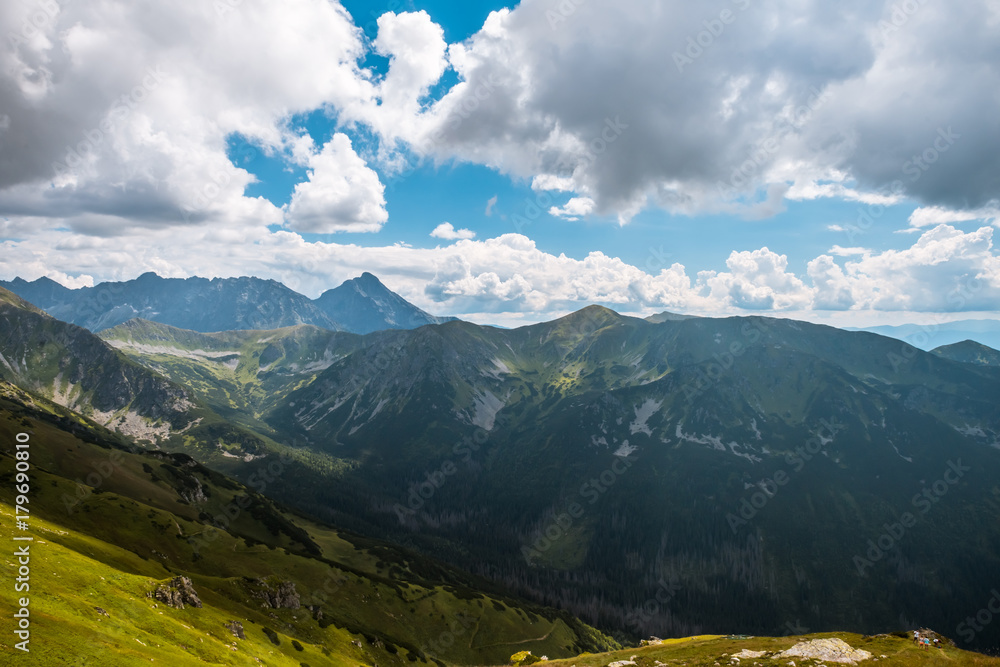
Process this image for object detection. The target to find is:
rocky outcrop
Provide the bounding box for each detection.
[149,576,203,609]
[245,578,300,609]
[732,648,767,659]
[777,638,872,664]
[225,620,246,639]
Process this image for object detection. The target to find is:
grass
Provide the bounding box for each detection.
[538,632,1000,667]
[0,388,618,665]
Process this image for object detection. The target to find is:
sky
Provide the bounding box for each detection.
[0,0,999,328]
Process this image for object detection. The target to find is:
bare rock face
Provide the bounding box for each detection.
[245,578,301,609]
[777,638,872,664]
[148,576,203,609]
[225,620,246,639]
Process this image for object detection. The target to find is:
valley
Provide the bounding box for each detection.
[3,277,1000,662]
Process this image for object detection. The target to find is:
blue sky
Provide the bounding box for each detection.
[0,0,998,326]
[229,0,926,276]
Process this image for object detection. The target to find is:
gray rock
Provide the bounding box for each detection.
[149,576,203,609]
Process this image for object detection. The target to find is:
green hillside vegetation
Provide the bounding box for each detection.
[10,292,1000,654]
[933,339,1000,367]
[94,306,1000,651]
[0,381,618,664]
[542,632,1000,666]
[98,318,365,420]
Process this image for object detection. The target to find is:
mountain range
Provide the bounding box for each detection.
[3,281,1000,659]
[848,319,1000,352]
[0,272,454,334]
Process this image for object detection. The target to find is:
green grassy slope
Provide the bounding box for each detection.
[544,632,1000,667]
[60,306,1000,652]
[99,319,364,420]
[933,340,1000,367]
[0,383,618,665]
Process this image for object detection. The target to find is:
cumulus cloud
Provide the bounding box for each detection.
[430,222,475,240]
[809,225,1000,311]
[1,0,999,325]
[2,223,999,323]
[908,205,1000,228]
[702,248,813,310]
[548,197,595,221]
[353,0,1000,221]
[0,0,373,233]
[284,134,388,233]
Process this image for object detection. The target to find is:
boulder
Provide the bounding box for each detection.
[148,576,202,609]
[777,638,872,664]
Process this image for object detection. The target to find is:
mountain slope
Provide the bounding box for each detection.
[98,318,364,420]
[933,339,1000,367]
[0,273,342,332]
[0,288,299,474]
[314,272,456,334]
[0,272,457,335]
[0,380,619,664]
[21,296,1000,653]
[848,318,1000,351]
[0,286,197,441]
[249,308,1000,651]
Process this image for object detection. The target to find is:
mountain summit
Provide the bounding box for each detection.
[314,272,455,334]
[0,273,455,334]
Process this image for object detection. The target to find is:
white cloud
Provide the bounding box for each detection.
[702,248,813,310]
[430,222,476,240]
[353,0,1000,221]
[2,223,999,323]
[548,197,595,220]
[0,0,376,234]
[284,134,388,234]
[810,225,1000,311]
[908,204,1000,228]
[828,246,870,256]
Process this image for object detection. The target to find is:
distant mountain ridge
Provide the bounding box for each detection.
[94,302,1000,650]
[315,272,455,334]
[848,318,1000,351]
[0,272,454,334]
[933,339,1000,367]
[0,285,197,440]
